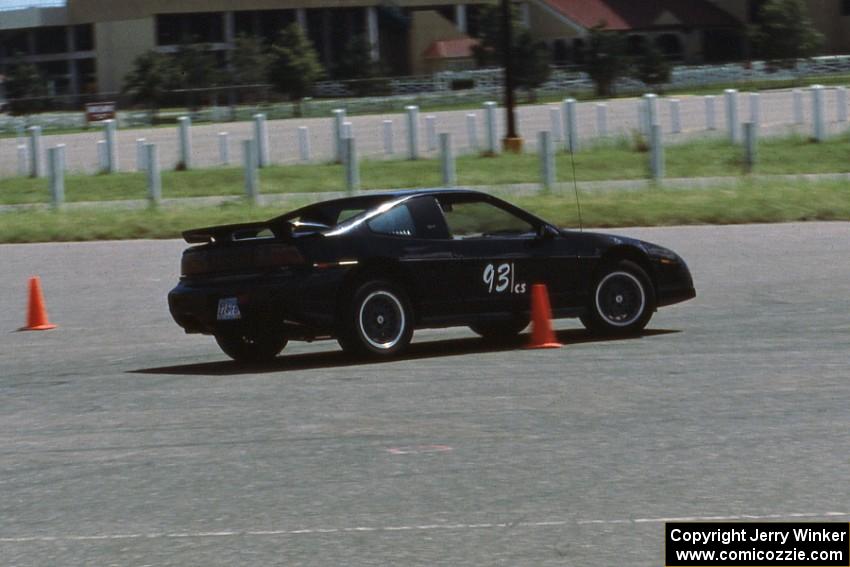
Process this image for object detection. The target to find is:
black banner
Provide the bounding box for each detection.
[665,522,850,566]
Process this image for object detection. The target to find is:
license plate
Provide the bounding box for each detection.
[216,297,242,320]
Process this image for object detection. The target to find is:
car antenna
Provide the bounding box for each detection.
[568,140,584,231]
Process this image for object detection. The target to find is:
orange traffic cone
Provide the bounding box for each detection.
[20,276,57,331]
[527,283,561,349]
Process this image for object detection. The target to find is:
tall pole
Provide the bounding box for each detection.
[501,0,521,152]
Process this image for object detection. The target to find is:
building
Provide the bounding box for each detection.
[528,0,850,65]
[1,0,849,100]
[0,0,488,97]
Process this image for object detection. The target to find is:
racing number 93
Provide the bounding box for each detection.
[483,263,527,295]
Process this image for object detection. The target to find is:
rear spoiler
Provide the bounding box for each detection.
[182,221,281,244]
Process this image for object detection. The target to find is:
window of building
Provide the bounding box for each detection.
[0,30,30,58]
[842,0,850,15]
[34,26,67,55]
[74,24,94,51]
[156,13,224,45]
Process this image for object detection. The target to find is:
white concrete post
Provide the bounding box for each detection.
[562,98,578,152]
[177,116,192,170]
[670,99,681,134]
[650,124,664,180]
[104,118,118,173]
[596,103,608,137]
[439,132,456,187]
[342,121,352,140]
[406,105,420,160]
[252,113,269,167]
[749,92,760,131]
[218,132,230,165]
[332,108,346,163]
[136,138,147,172]
[643,94,658,133]
[28,125,43,178]
[97,141,108,173]
[47,145,65,208]
[743,121,757,173]
[812,84,826,142]
[344,137,359,194]
[144,143,162,205]
[242,139,259,203]
[466,113,479,151]
[483,101,498,155]
[538,130,555,191]
[16,144,27,177]
[425,115,437,151]
[382,120,394,155]
[724,89,739,143]
[298,126,311,162]
[705,95,716,131]
[837,86,848,123]
[793,89,804,125]
[16,124,25,145]
[549,106,562,142]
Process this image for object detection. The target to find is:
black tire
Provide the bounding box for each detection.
[469,318,529,342]
[214,331,288,363]
[337,280,413,357]
[581,260,656,336]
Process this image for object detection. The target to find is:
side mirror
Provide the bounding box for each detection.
[538,225,559,239]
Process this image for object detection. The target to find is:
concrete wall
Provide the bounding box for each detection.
[0,6,69,31]
[94,18,156,92]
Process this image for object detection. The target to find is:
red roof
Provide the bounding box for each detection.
[545,0,740,31]
[424,37,479,59]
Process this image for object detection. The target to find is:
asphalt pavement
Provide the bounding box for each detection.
[2,222,849,566]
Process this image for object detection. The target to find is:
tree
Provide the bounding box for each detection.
[582,24,629,97]
[469,5,550,100]
[749,0,823,68]
[4,59,47,115]
[634,43,671,92]
[335,35,390,96]
[122,50,181,116]
[513,31,551,102]
[172,43,221,109]
[267,24,325,109]
[471,4,522,67]
[230,34,270,86]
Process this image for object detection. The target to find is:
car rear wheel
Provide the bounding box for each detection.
[214,331,288,363]
[338,280,413,357]
[581,260,655,335]
[469,318,528,342]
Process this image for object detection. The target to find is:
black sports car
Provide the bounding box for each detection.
[168,189,695,361]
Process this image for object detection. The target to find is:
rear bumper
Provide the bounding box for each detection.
[168,269,346,335]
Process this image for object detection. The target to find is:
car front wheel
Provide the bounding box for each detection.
[581,260,655,335]
[214,331,288,363]
[338,280,413,357]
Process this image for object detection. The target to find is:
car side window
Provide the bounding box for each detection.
[440,199,535,239]
[367,204,417,237]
